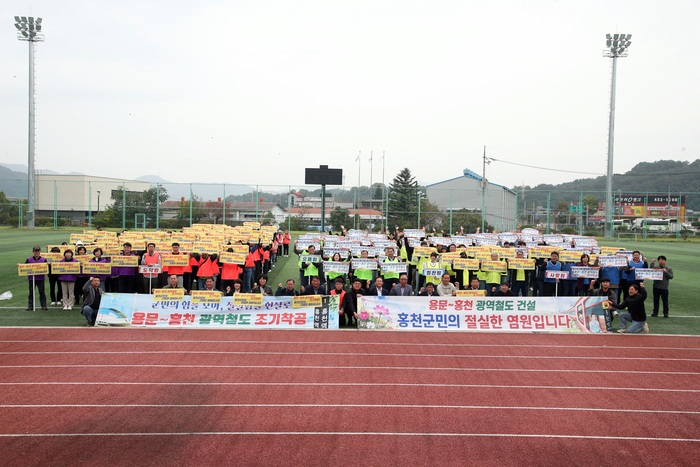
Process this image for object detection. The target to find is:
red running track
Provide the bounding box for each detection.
[1,328,699,466]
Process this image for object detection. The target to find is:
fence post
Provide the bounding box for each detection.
[88,181,92,228]
[189,184,193,227]
[546,191,551,234]
[385,187,389,232]
[353,188,357,230]
[677,192,682,240]
[255,185,259,222]
[122,182,126,230]
[578,192,583,236]
[222,184,226,225]
[481,186,485,232]
[643,192,648,241]
[53,180,57,230]
[514,191,518,232]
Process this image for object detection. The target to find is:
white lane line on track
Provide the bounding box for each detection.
[1,382,698,392]
[2,340,699,351]
[2,403,699,415]
[1,364,698,376]
[2,350,699,361]
[0,432,698,442]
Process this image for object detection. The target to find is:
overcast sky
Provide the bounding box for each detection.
[2,0,699,192]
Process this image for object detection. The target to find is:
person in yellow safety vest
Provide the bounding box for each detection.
[381,247,402,290]
[298,244,322,289]
[483,252,507,297]
[351,250,375,287]
[414,242,432,291]
[422,252,443,286]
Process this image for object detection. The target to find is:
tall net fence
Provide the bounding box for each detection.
[1,177,697,240]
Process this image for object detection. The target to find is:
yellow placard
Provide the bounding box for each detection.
[171,233,196,243]
[439,252,461,265]
[232,293,263,307]
[491,248,516,259]
[122,241,146,251]
[243,222,261,229]
[456,289,487,297]
[70,233,94,244]
[47,245,73,253]
[559,250,584,262]
[81,262,112,275]
[40,252,64,262]
[219,252,247,265]
[475,252,495,261]
[110,256,139,267]
[192,242,220,254]
[600,246,624,255]
[18,263,49,276]
[162,254,190,267]
[293,295,322,308]
[51,262,81,274]
[452,258,481,270]
[507,258,535,270]
[412,246,437,257]
[190,290,223,304]
[153,288,185,302]
[75,255,93,263]
[480,260,507,273]
[528,248,551,259]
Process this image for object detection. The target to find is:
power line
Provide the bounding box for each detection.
[489,158,604,176]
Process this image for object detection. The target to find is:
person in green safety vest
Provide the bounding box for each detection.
[351,250,375,289]
[297,244,322,290]
[381,246,402,291]
[324,251,347,292]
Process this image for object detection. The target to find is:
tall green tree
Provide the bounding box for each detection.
[177,195,207,224]
[388,168,419,228]
[329,207,351,231]
[103,185,169,228]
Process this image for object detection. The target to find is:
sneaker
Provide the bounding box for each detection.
[63,306,68,311]
[68,306,72,311]
[643,322,649,334]
[617,329,627,334]
[50,302,56,306]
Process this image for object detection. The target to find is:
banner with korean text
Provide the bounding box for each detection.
[356,296,612,333]
[95,294,340,329]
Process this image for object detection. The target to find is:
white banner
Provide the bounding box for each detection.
[570,267,599,279]
[598,255,628,267]
[634,268,664,281]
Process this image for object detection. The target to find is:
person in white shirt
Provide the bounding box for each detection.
[436,273,458,296]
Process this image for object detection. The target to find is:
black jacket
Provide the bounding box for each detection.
[610,287,647,321]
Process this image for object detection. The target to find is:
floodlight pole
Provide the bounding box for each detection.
[14,16,45,230]
[603,33,631,239]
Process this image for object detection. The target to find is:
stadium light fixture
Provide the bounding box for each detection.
[602,32,632,239]
[13,15,45,230]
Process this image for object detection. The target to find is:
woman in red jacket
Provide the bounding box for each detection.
[221,247,243,294]
[283,230,291,257]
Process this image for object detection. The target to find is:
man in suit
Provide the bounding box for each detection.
[367,277,390,296]
[81,276,103,327]
[390,274,413,296]
[302,276,326,296]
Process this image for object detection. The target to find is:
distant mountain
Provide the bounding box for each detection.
[135,175,255,201]
[0,165,26,198]
[514,159,700,211]
[0,162,66,175]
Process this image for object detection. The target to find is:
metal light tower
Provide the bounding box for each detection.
[14,15,44,230]
[603,33,632,239]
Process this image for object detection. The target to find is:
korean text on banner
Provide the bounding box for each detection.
[219,252,247,265]
[634,269,664,281]
[81,262,112,275]
[356,296,611,333]
[452,258,480,270]
[323,261,350,274]
[352,258,378,270]
[95,294,339,329]
[507,259,535,270]
[233,293,263,307]
[18,263,49,276]
[598,256,628,267]
[570,267,599,279]
[380,262,408,274]
[546,271,569,280]
[481,261,507,273]
[111,256,139,267]
[293,295,322,308]
[162,254,190,267]
[153,289,185,302]
[456,290,486,297]
[191,290,222,305]
[50,262,81,274]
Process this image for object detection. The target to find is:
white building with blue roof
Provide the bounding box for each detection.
[425,168,517,232]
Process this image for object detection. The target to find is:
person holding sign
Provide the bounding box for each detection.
[25,247,48,311]
[165,243,188,288]
[625,251,648,297]
[74,245,89,306]
[381,247,402,291]
[544,251,563,297]
[650,255,673,318]
[117,243,138,294]
[81,277,103,326]
[508,250,531,297]
[141,243,162,294]
[422,252,443,288]
[282,230,291,257]
[48,246,63,306]
[484,253,506,296]
[325,252,347,292]
[608,283,649,334]
[58,250,79,310]
[298,244,322,289]
[350,250,374,289]
[89,248,110,292]
[574,254,597,297]
[594,254,628,298]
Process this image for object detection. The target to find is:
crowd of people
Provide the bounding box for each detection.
[23,225,674,332]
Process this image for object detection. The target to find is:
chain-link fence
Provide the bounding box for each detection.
[1,177,698,240]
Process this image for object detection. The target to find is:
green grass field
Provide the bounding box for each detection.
[1,229,697,333]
